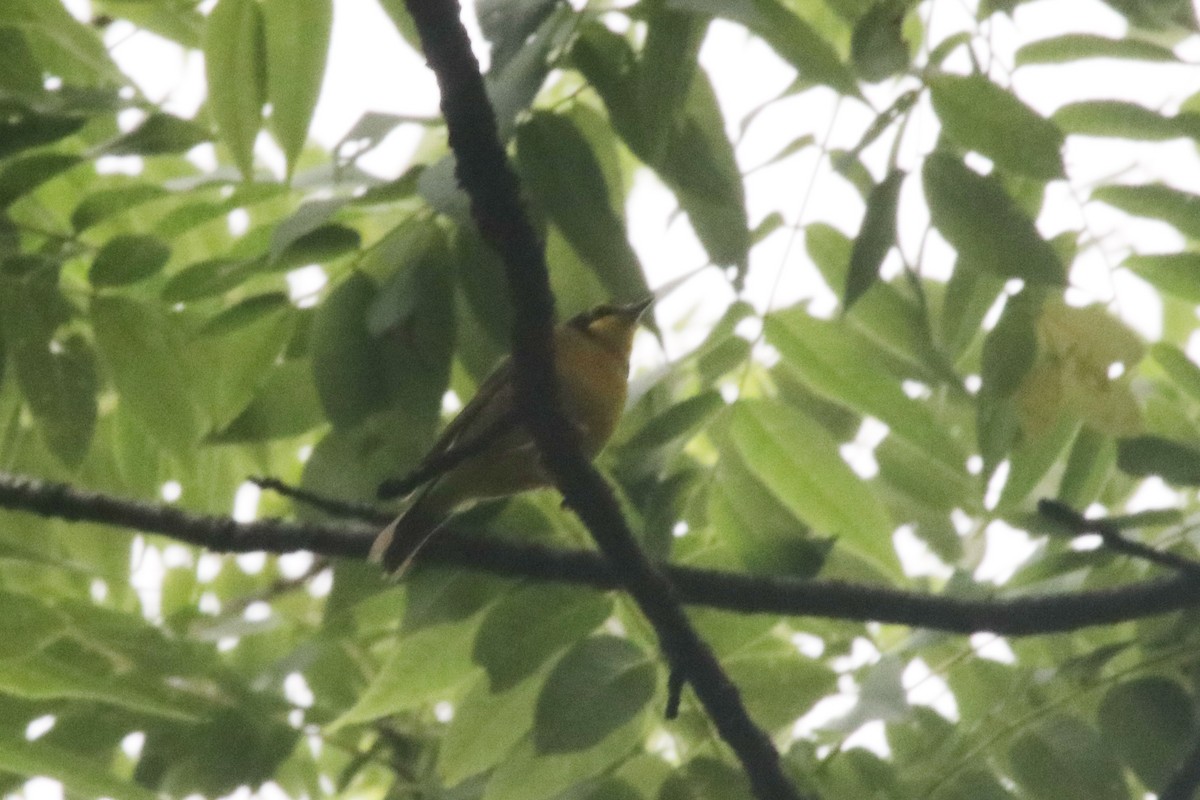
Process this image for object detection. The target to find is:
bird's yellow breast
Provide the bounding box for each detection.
[554,325,632,456]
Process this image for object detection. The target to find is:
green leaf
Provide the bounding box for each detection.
[804,223,947,377]
[976,394,1020,481]
[1093,184,1200,240]
[310,271,398,427]
[923,153,1065,284]
[0,256,71,356]
[659,757,754,800]
[267,197,346,264]
[997,416,1079,510]
[1052,101,1200,141]
[71,183,168,231]
[570,27,748,272]
[561,779,642,800]
[89,234,171,286]
[132,697,298,797]
[826,655,908,732]
[332,617,479,728]
[728,399,900,576]
[352,164,423,204]
[312,245,454,431]
[929,73,1064,180]
[638,7,706,160]
[1096,0,1196,31]
[477,0,559,70]
[875,433,977,515]
[300,415,427,511]
[440,671,543,786]
[0,152,80,209]
[198,292,290,338]
[92,295,202,455]
[335,111,417,169]
[160,256,263,303]
[517,112,648,304]
[1126,252,1200,303]
[981,290,1041,399]
[208,359,324,442]
[1016,34,1179,65]
[262,0,331,176]
[534,635,656,754]
[569,24,638,137]
[767,309,965,469]
[1116,434,1200,485]
[0,0,120,83]
[928,32,972,66]
[189,297,295,429]
[669,0,858,95]
[723,645,836,731]
[474,585,614,692]
[656,72,750,272]
[621,391,725,453]
[14,333,97,467]
[1056,425,1116,508]
[105,112,211,155]
[204,0,266,178]
[845,169,904,309]
[92,1,206,48]
[373,0,421,49]
[851,2,909,82]
[0,109,86,160]
[751,211,785,243]
[1008,715,1126,800]
[403,568,511,633]
[0,739,160,800]
[0,654,198,721]
[1098,677,1194,790]
[0,590,66,659]
[483,716,645,800]
[939,257,1005,357]
[0,28,42,96]
[483,10,557,136]
[709,444,831,577]
[831,147,875,198]
[1152,342,1200,404]
[279,222,361,269]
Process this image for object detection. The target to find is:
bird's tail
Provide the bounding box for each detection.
[369,484,445,576]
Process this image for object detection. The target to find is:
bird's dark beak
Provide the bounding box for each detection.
[620,296,654,320]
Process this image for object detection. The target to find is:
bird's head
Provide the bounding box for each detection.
[567,297,654,359]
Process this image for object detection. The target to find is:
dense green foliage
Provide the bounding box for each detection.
[2,0,1200,798]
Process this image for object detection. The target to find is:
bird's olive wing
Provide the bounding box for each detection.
[377,359,523,500]
[428,358,518,459]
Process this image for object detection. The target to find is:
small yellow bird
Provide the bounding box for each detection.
[371,297,653,573]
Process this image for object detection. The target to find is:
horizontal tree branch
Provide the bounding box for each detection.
[3,471,1199,637]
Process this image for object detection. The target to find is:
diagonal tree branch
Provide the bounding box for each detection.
[399,1,804,797]
[1039,499,1200,577]
[7,471,1200,637]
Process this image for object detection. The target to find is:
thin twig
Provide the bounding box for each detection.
[1038,499,1200,578]
[251,477,388,524]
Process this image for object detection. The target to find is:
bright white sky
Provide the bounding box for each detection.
[20,2,1200,798]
